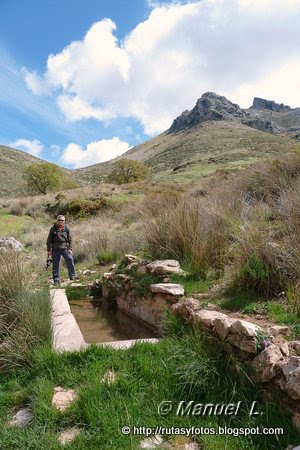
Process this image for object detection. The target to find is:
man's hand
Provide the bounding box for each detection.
[68,249,73,255]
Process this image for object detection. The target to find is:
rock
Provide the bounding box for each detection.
[281,357,300,400]
[140,435,164,449]
[230,319,263,337]
[110,263,117,270]
[162,277,171,283]
[101,369,117,385]
[280,342,290,357]
[268,325,290,336]
[292,413,300,433]
[193,310,227,329]
[52,387,77,412]
[58,427,81,445]
[137,265,147,274]
[250,97,291,112]
[214,317,237,340]
[103,272,114,280]
[171,298,201,320]
[0,236,22,251]
[126,262,139,271]
[252,344,283,382]
[170,92,246,132]
[227,334,257,354]
[82,269,91,275]
[290,341,300,355]
[69,282,84,288]
[150,283,184,296]
[124,254,140,264]
[146,260,183,275]
[7,406,33,427]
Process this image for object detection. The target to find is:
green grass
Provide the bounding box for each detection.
[169,274,214,295]
[0,209,33,237]
[0,328,298,449]
[65,285,89,300]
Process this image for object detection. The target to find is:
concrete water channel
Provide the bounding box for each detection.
[51,289,160,352]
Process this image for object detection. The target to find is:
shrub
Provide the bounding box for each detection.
[9,198,31,216]
[107,159,150,184]
[0,250,29,302]
[47,197,113,219]
[96,251,118,265]
[23,163,63,195]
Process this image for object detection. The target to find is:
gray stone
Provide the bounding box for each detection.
[146,259,183,275]
[193,310,227,329]
[268,325,290,336]
[7,406,33,427]
[252,344,283,381]
[290,341,300,355]
[281,356,300,400]
[251,97,291,112]
[150,283,184,296]
[214,317,237,340]
[227,334,257,354]
[103,272,114,279]
[0,236,22,251]
[52,386,77,412]
[171,298,201,320]
[280,342,290,357]
[124,254,140,264]
[140,435,164,449]
[230,319,263,337]
[82,269,91,275]
[58,426,81,445]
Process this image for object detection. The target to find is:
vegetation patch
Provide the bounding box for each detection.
[65,285,89,301]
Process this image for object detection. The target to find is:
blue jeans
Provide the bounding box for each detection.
[52,249,76,282]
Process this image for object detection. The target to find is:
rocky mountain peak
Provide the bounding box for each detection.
[251,97,291,112]
[170,92,246,132]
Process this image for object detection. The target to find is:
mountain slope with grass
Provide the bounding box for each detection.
[0,145,74,197]
[74,93,299,184]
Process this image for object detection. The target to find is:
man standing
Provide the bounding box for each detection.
[47,215,77,285]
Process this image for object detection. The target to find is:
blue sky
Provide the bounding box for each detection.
[1,0,300,168]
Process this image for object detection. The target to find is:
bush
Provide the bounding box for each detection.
[96,251,118,265]
[107,159,150,184]
[47,197,113,219]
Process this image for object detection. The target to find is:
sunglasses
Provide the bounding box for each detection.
[58,220,65,222]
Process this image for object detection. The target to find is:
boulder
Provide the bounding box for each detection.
[227,334,257,354]
[267,325,290,336]
[124,254,140,264]
[214,317,237,340]
[0,236,22,251]
[193,310,227,329]
[290,341,300,356]
[150,283,184,296]
[281,356,300,400]
[126,262,139,271]
[230,319,263,337]
[252,344,283,382]
[171,298,201,320]
[52,387,77,412]
[146,259,183,275]
[58,427,81,445]
[7,406,33,427]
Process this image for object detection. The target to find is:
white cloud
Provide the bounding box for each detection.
[60,137,130,168]
[25,0,300,135]
[10,138,44,156]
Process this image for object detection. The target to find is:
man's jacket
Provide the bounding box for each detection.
[46,224,72,251]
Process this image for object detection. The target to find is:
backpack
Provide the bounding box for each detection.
[50,224,70,243]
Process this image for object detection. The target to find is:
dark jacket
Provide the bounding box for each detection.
[46,224,72,251]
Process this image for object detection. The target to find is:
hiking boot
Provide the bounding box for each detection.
[70,275,79,281]
[54,280,60,286]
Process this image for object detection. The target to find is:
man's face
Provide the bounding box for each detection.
[57,218,65,226]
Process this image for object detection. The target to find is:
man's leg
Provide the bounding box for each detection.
[62,249,76,279]
[52,250,61,284]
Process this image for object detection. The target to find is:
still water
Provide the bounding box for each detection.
[70,299,157,343]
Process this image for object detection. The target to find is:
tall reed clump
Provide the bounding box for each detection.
[0,250,51,372]
[141,152,300,297]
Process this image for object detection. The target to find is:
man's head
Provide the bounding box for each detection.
[56,215,65,227]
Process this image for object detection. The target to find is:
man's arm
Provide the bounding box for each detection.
[46,227,53,252]
[68,228,72,251]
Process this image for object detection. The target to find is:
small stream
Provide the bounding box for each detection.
[70,298,157,343]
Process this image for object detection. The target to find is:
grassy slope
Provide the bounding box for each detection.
[0,146,74,197]
[74,121,298,184]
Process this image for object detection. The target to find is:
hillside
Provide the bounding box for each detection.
[0,145,73,197]
[74,93,299,184]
